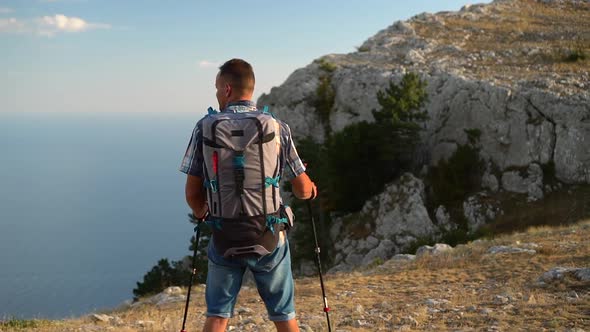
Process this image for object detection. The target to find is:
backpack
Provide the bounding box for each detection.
[202,107,293,257]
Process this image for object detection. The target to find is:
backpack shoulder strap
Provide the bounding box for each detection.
[261,105,276,118]
[207,107,218,115]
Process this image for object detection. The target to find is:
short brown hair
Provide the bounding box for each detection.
[218,59,255,94]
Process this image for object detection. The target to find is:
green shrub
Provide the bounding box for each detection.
[133,258,189,300]
[312,58,339,136]
[562,47,587,62]
[541,160,557,184]
[316,58,337,73]
[356,45,371,52]
[324,121,401,211]
[464,128,482,145]
[427,144,484,206]
[374,72,429,125]
[0,319,48,329]
[315,75,335,135]
[133,218,210,300]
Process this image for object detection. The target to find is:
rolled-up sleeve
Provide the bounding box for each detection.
[280,122,306,181]
[179,121,204,177]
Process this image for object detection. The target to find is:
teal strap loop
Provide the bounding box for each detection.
[205,179,218,193]
[262,105,275,118]
[207,107,218,115]
[233,155,245,168]
[206,217,222,230]
[265,176,280,188]
[266,215,288,234]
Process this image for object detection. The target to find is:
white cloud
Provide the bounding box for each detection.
[0,18,26,33]
[36,14,110,36]
[0,14,111,37]
[0,7,14,14]
[40,14,88,32]
[198,60,220,69]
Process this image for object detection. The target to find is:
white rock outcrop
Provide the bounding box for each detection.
[329,173,439,272]
[132,286,186,308]
[415,243,453,257]
[537,267,590,285]
[487,246,536,255]
[463,193,503,233]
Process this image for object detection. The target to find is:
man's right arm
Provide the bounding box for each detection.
[280,122,317,200]
[290,172,317,200]
[185,174,208,218]
[180,120,208,217]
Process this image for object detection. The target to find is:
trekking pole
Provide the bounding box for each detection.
[180,213,205,332]
[306,196,332,332]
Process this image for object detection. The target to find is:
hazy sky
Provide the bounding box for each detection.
[0,0,491,115]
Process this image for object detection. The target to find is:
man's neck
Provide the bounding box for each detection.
[223,98,254,109]
[227,96,252,103]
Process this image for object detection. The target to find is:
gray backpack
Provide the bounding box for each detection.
[202,107,293,257]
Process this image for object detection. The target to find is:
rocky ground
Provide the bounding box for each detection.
[341,0,590,99]
[2,219,588,331]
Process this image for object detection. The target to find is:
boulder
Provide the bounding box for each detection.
[416,243,453,257]
[463,193,502,233]
[487,246,536,255]
[435,205,456,232]
[501,163,544,201]
[329,173,438,272]
[132,286,186,308]
[538,267,590,284]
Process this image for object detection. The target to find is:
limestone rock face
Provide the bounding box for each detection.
[258,0,590,186]
[329,173,440,272]
[501,163,544,201]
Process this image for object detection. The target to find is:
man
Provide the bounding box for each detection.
[179,58,317,332]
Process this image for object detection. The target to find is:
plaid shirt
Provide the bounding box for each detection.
[179,100,306,182]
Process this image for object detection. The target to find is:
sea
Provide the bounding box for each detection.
[0,111,202,319]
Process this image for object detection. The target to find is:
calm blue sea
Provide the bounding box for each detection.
[0,111,202,319]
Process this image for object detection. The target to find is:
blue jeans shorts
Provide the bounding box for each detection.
[205,232,296,321]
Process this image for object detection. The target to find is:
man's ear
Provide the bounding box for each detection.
[224,83,232,98]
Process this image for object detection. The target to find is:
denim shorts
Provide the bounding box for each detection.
[205,232,296,321]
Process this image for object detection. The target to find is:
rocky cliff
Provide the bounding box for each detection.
[258,0,590,272]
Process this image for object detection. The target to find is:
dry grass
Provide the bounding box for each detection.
[2,219,588,331]
[413,0,590,94]
[484,185,590,235]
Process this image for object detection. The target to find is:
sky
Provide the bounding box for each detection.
[0,0,492,115]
